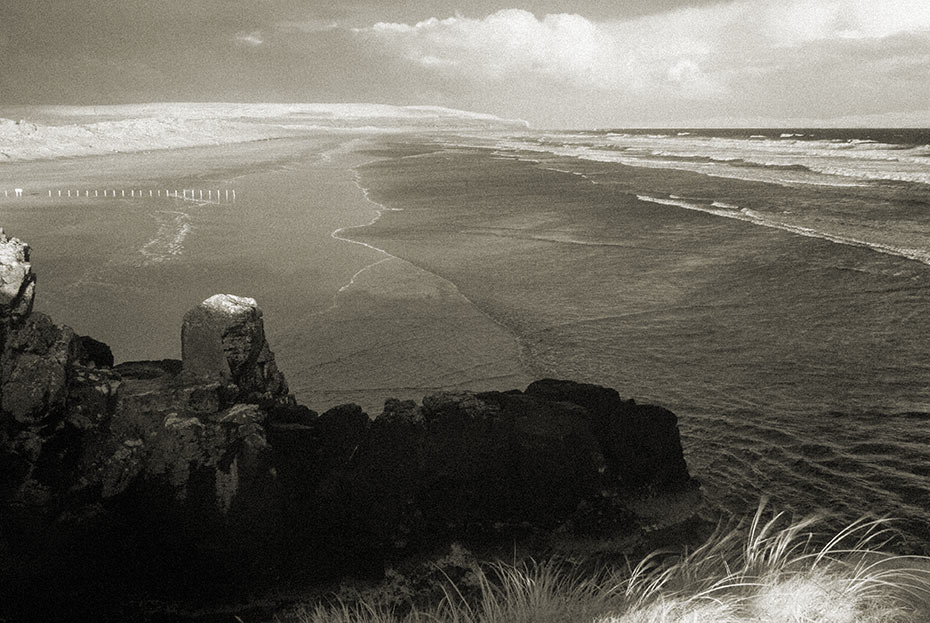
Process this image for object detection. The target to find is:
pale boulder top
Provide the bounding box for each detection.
[201,294,259,318]
[0,229,32,304]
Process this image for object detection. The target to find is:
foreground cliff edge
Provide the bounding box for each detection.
[0,231,700,618]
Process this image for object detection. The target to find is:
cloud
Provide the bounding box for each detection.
[278,20,341,33]
[4,0,929,127]
[350,1,930,124]
[355,9,723,98]
[763,0,930,46]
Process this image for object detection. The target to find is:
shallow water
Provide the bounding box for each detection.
[353,138,930,551]
[4,131,930,550]
[0,136,529,414]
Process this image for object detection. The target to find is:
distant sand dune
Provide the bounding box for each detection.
[0,102,527,162]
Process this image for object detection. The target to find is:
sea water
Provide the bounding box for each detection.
[3,128,930,550]
[353,129,930,551]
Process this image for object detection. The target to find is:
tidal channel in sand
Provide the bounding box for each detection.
[0,135,530,414]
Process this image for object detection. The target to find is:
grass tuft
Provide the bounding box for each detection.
[279,502,930,623]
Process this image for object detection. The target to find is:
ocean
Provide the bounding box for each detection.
[352,128,930,551]
[2,126,929,552]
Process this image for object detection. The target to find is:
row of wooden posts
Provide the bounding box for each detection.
[2,189,236,201]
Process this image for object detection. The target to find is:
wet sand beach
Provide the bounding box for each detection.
[0,134,530,414]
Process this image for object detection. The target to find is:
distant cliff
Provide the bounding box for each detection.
[0,231,698,620]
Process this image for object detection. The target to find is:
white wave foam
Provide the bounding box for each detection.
[315,168,405,315]
[139,210,192,266]
[636,195,930,266]
[496,133,930,187]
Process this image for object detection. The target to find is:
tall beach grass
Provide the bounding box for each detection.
[279,502,930,623]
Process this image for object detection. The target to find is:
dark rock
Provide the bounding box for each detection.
[0,312,77,425]
[181,294,289,404]
[379,397,423,425]
[74,335,114,368]
[417,390,606,527]
[422,390,497,420]
[316,403,370,470]
[0,230,35,329]
[526,378,692,490]
[0,230,701,619]
[65,364,120,433]
[114,358,183,379]
[268,402,317,426]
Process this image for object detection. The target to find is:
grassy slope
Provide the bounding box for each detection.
[278,504,930,623]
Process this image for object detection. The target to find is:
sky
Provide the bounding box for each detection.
[1,0,929,128]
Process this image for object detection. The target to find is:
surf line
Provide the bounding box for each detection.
[315,167,403,315]
[637,194,930,266]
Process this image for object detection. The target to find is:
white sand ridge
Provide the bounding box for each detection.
[0,102,528,162]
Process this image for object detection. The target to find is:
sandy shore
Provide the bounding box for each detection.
[0,129,530,414]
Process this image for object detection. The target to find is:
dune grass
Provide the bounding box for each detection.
[281,503,930,623]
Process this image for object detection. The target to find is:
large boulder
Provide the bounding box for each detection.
[0,230,35,329]
[0,312,77,425]
[292,385,666,561]
[525,378,693,490]
[181,294,289,404]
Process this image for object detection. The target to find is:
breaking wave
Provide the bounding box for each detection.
[636,195,930,266]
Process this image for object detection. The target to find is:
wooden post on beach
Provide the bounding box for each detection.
[232,190,236,202]
[199,190,203,200]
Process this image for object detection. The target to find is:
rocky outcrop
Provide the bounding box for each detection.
[0,232,700,620]
[0,229,36,329]
[181,293,288,404]
[525,379,691,489]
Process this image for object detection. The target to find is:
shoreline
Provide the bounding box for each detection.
[296,144,532,413]
[0,132,532,414]
[346,138,930,553]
